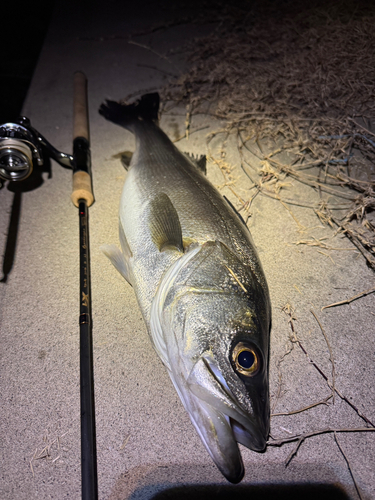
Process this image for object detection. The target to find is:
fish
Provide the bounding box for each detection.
[99,93,271,483]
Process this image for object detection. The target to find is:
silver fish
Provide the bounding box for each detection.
[99,93,271,483]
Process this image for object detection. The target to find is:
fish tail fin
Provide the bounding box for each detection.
[99,93,160,130]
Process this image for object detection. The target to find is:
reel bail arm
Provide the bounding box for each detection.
[0,117,74,182]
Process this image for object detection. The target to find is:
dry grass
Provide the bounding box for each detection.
[269,303,374,499]
[160,0,375,268]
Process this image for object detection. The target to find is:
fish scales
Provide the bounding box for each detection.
[130,120,260,257]
[99,93,271,483]
[125,121,266,314]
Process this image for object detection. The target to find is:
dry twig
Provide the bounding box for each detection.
[321,286,375,310]
[310,309,336,401]
[281,304,375,427]
[334,432,364,500]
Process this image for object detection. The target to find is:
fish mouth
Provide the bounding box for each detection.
[181,353,268,483]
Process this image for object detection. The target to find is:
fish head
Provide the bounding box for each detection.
[152,241,271,482]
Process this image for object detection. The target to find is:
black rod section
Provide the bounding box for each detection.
[79,199,98,500]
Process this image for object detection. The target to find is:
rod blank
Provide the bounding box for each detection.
[79,200,97,500]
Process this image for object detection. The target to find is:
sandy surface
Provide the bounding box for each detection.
[1,1,374,499]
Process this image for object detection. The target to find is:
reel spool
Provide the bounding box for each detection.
[0,117,73,182]
[0,121,42,181]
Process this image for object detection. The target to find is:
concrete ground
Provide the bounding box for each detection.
[1,1,374,499]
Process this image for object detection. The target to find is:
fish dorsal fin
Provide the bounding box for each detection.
[196,155,207,175]
[149,193,183,252]
[184,153,207,175]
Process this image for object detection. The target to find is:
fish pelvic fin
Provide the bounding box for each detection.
[119,222,132,260]
[110,151,133,170]
[101,244,133,286]
[98,93,160,130]
[148,193,184,253]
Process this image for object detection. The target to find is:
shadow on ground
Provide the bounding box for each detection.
[147,483,350,500]
[107,463,359,500]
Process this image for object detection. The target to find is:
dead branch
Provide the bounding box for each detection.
[268,426,375,448]
[272,395,332,417]
[322,287,375,310]
[310,309,336,401]
[334,432,364,500]
[282,304,375,427]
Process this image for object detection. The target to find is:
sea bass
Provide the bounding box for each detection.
[99,93,271,483]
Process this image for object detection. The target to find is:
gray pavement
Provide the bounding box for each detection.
[1,2,374,499]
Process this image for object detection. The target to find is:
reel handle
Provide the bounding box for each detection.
[71,72,94,207]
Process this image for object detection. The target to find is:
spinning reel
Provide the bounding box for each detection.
[0,117,73,182]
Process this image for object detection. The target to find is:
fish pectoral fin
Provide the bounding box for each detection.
[100,244,133,286]
[184,152,207,175]
[148,193,184,253]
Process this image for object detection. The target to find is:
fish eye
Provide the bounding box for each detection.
[232,342,260,376]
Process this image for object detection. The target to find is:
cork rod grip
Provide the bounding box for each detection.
[72,171,94,207]
[71,72,94,207]
[73,71,89,140]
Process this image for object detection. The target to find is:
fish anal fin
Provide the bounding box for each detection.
[101,244,133,286]
[149,193,183,253]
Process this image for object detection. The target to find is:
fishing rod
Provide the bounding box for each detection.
[71,71,98,500]
[0,72,98,499]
